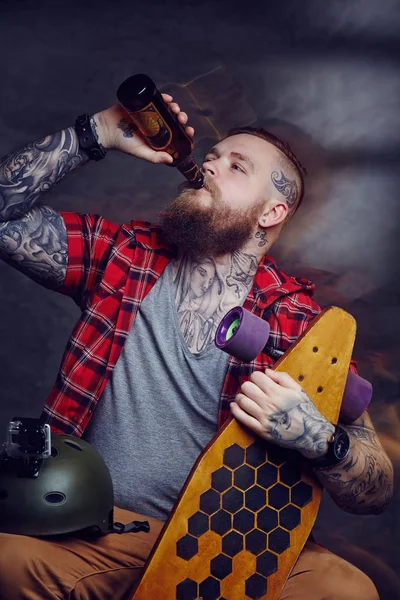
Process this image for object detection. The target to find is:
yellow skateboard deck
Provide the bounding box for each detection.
[132,306,356,600]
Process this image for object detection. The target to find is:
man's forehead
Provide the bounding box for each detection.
[211,134,277,163]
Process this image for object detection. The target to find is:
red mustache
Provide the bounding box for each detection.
[202,176,221,201]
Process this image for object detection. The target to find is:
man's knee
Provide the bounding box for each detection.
[0,533,59,599]
[307,551,379,600]
[281,542,379,600]
[327,561,379,600]
[0,534,35,582]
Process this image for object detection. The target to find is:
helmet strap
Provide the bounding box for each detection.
[112,520,150,534]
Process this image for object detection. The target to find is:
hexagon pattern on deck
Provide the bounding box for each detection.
[175,438,313,600]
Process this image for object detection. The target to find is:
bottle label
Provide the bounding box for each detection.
[128,102,173,150]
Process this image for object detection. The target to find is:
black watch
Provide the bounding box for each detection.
[310,425,350,468]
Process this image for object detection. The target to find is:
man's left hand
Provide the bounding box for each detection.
[230,369,335,460]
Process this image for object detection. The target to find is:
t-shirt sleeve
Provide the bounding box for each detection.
[59,211,121,308]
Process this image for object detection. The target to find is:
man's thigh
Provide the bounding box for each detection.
[0,507,164,600]
[279,538,379,600]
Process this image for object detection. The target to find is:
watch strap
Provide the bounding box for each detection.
[309,425,350,469]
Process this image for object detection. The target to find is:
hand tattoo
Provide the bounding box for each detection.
[268,391,335,459]
[117,118,137,138]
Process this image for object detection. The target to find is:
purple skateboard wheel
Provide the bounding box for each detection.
[339,370,373,423]
[215,307,270,363]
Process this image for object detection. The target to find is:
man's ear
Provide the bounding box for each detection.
[258,199,288,228]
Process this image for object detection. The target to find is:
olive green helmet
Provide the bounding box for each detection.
[0,434,114,536]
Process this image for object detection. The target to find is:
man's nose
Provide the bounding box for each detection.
[202,161,217,177]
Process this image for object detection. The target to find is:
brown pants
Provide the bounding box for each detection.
[0,507,379,600]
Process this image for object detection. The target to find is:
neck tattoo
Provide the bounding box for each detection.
[172,251,258,354]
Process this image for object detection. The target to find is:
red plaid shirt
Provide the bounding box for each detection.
[42,212,341,436]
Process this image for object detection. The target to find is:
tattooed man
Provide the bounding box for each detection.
[0,97,392,600]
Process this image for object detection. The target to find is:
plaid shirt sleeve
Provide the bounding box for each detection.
[58,211,122,309]
[268,292,357,373]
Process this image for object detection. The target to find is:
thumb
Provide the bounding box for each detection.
[151,151,174,165]
[265,368,300,390]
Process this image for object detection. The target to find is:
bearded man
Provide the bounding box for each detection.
[0,95,392,600]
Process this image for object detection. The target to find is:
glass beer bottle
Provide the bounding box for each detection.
[116,74,204,188]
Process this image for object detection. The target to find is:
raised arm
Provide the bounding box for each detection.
[0,128,88,287]
[0,97,193,290]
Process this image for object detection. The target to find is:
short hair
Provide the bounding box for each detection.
[225,126,307,217]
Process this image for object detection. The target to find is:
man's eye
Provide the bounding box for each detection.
[231,163,245,173]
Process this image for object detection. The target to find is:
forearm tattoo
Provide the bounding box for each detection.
[0,205,68,287]
[173,250,258,354]
[0,127,83,286]
[313,413,394,515]
[271,171,298,209]
[90,116,107,155]
[0,127,87,221]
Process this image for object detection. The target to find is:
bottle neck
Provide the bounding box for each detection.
[176,155,204,188]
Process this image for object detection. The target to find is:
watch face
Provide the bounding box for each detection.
[334,432,350,461]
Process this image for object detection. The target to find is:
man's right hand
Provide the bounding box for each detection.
[0,93,194,291]
[93,94,195,164]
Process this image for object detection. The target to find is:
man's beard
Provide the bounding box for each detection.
[160,179,265,259]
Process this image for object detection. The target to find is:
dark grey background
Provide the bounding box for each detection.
[0,0,399,597]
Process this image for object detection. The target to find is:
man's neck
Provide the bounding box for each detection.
[171,242,264,354]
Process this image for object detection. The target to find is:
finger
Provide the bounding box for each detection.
[230,401,265,437]
[161,93,173,103]
[264,369,302,391]
[177,111,188,124]
[185,126,195,137]
[150,151,174,165]
[234,391,264,419]
[169,102,180,114]
[249,370,279,395]
[241,380,268,407]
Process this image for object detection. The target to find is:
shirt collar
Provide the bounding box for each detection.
[130,223,315,306]
[253,254,316,309]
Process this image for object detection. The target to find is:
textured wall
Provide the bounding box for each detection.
[1,0,399,597]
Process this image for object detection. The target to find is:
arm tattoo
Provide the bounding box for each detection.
[271,171,298,208]
[0,205,68,287]
[90,116,107,155]
[0,127,88,222]
[117,118,136,138]
[314,413,394,515]
[173,251,258,353]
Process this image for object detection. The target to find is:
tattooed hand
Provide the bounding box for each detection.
[94,94,194,164]
[231,369,335,459]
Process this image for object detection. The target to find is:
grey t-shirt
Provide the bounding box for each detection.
[83,262,230,520]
